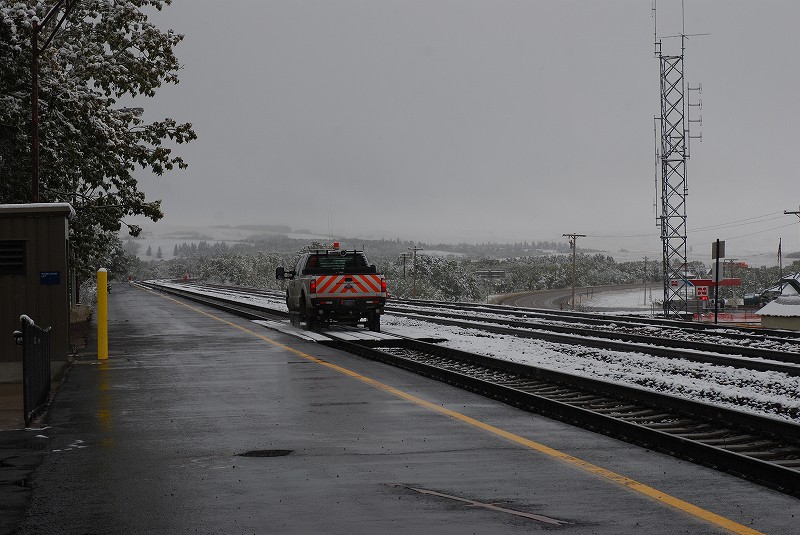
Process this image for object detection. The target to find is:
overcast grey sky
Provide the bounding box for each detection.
[131,0,799,257]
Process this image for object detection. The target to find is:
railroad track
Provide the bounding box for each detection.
[141,280,800,495]
[156,282,800,351]
[384,309,800,376]
[138,281,289,322]
[389,298,800,348]
[146,281,800,375]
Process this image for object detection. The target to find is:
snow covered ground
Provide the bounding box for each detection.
[382,315,800,423]
[149,281,800,423]
[582,288,655,311]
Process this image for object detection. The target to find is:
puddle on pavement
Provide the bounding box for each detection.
[237,449,293,458]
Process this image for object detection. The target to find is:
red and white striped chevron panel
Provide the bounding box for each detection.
[314,274,385,297]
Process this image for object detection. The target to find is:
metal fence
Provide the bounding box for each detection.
[14,315,51,426]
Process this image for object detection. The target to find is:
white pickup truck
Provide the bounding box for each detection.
[276,243,387,331]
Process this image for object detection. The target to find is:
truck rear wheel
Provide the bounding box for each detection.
[300,297,316,331]
[367,311,380,332]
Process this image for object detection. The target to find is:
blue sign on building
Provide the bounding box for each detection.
[40,271,61,285]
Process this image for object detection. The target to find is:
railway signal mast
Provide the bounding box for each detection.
[653,1,705,319]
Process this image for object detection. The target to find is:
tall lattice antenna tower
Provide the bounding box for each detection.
[653,1,704,319]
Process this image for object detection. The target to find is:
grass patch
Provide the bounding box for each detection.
[69,305,92,353]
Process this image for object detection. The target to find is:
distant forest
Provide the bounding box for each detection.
[154,234,582,262]
[121,232,800,303]
[242,233,579,261]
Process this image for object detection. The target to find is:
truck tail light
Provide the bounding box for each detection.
[381,279,387,294]
[310,279,317,294]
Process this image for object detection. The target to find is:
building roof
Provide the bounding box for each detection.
[757,296,800,317]
[0,203,75,219]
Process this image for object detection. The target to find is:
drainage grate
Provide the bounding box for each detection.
[237,449,293,458]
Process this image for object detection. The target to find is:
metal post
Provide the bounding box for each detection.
[571,244,576,309]
[412,250,416,298]
[714,240,720,325]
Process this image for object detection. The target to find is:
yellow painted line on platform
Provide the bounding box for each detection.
[142,287,763,535]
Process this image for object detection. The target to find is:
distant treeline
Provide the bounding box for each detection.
[244,234,580,261]
[173,241,233,256]
[125,232,800,302]
[166,235,583,262]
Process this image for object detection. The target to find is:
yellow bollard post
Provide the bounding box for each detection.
[97,268,108,360]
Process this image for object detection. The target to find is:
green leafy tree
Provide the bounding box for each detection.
[0,0,196,278]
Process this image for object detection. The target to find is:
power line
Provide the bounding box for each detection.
[692,210,784,227]
[587,212,790,239]
[586,233,659,239]
[690,213,788,233]
[688,222,797,247]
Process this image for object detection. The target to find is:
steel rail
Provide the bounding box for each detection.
[391,298,800,344]
[389,304,800,360]
[387,310,800,376]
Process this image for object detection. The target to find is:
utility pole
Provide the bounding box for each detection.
[399,253,409,279]
[31,0,78,202]
[409,245,423,299]
[563,234,585,310]
[786,206,800,256]
[643,256,648,305]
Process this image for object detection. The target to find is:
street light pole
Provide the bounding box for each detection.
[31,0,77,203]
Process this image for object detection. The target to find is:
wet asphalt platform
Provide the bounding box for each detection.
[2,283,799,534]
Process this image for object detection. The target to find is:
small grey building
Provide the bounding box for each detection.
[757,296,800,330]
[0,203,74,382]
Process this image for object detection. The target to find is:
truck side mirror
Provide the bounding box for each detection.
[276,267,285,280]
